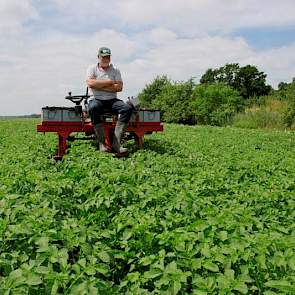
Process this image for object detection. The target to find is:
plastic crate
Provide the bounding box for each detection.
[130,110,160,122]
[42,107,81,122]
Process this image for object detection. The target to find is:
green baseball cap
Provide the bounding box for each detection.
[98,47,111,56]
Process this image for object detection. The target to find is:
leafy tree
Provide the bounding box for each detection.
[278,81,289,91]
[277,78,295,97]
[200,68,216,84]
[138,75,171,108]
[200,63,240,88]
[235,65,272,99]
[193,83,244,126]
[200,63,272,99]
[152,79,197,124]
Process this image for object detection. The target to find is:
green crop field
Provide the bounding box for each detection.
[0,119,295,294]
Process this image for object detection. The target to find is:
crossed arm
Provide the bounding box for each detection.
[87,77,123,92]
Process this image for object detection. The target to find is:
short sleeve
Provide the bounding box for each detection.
[114,69,122,82]
[86,65,96,80]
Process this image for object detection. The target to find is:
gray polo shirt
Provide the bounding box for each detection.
[86,63,122,100]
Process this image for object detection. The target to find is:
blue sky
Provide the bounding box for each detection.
[1,0,295,115]
[233,26,295,50]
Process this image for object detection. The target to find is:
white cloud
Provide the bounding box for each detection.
[50,0,117,28]
[0,1,295,115]
[0,0,38,34]
[26,1,295,36]
[113,0,295,35]
[1,26,295,115]
[243,44,295,86]
[0,29,139,115]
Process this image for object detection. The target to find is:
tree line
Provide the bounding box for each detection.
[138,63,295,128]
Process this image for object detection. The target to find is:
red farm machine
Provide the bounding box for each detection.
[37,89,164,159]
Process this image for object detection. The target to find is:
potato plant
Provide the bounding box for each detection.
[0,119,295,294]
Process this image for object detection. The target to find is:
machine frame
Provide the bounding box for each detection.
[37,90,163,159]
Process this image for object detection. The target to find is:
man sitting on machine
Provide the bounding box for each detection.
[86,47,133,154]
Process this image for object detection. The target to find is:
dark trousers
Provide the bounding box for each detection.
[88,98,133,125]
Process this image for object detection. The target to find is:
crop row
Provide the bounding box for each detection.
[0,120,295,294]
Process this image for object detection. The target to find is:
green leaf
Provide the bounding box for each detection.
[154,276,170,288]
[201,244,210,258]
[97,251,110,263]
[59,248,68,269]
[265,280,291,287]
[35,237,50,252]
[192,290,208,295]
[217,275,231,289]
[159,249,166,258]
[126,272,140,283]
[85,266,96,275]
[26,273,42,286]
[70,282,87,295]
[165,261,178,273]
[122,230,132,241]
[100,230,111,238]
[95,263,109,276]
[265,280,294,292]
[51,280,59,295]
[256,254,267,269]
[113,253,126,260]
[35,266,49,274]
[219,231,228,241]
[9,268,26,286]
[191,258,202,270]
[224,269,234,280]
[144,268,162,279]
[275,226,289,234]
[172,280,182,295]
[288,255,295,271]
[140,255,156,266]
[78,258,86,268]
[9,269,23,280]
[233,282,248,294]
[203,261,219,272]
[88,285,98,295]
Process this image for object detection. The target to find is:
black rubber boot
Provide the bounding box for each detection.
[112,121,128,154]
[94,123,108,152]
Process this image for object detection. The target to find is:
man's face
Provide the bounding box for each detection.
[99,55,111,67]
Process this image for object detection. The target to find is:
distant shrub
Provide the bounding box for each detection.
[192,83,244,126]
[152,79,197,124]
[257,82,295,129]
[281,82,295,128]
[138,75,171,108]
[137,74,295,129]
[232,108,283,129]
